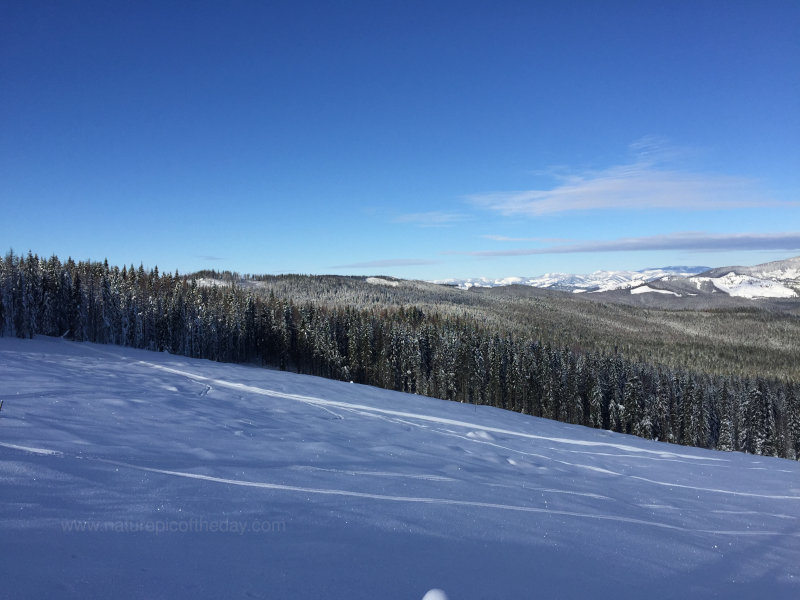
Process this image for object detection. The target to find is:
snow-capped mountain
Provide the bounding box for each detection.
[435,256,800,301]
[638,256,800,300]
[433,266,709,293]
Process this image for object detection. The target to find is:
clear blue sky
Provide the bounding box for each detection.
[2,0,799,279]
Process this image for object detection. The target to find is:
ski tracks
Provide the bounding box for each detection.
[82,342,800,502]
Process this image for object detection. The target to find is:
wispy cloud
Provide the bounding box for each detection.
[460,232,800,256]
[471,160,788,217]
[331,258,439,269]
[393,211,471,227]
[482,235,573,243]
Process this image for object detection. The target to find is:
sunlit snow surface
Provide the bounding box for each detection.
[690,273,798,299]
[1,337,799,599]
[630,285,681,296]
[433,267,707,292]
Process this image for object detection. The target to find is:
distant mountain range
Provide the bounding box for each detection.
[646,256,800,300]
[433,266,710,293]
[433,256,800,300]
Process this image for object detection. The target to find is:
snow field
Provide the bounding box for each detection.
[1,336,799,599]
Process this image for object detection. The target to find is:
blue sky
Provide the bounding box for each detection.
[2,1,799,279]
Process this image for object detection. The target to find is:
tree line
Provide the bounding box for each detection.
[2,250,799,460]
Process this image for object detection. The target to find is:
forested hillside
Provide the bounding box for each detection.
[201,269,800,381]
[3,250,799,460]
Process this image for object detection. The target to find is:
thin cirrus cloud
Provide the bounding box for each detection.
[393,211,471,227]
[470,162,783,216]
[462,232,800,257]
[482,235,574,243]
[331,258,439,269]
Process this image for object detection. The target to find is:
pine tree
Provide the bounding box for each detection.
[637,393,654,440]
[679,379,696,446]
[589,375,604,429]
[652,375,671,442]
[624,374,644,437]
[563,351,583,425]
[745,386,765,454]
[23,251,42,338]
[717,383,735,452]
[786,384,800,460]
[609,396,624,433]
[70,273,88,341]
[40,256,62,336]
[692,386,709,448]
[13,265,27,338]
[736,385,749,452]
[761,386,778,457]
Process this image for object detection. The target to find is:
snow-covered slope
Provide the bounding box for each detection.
[687,257,800,299]
[2,337,800,599]
[689,272,798,299]
[434,266,709,292]
[631,256,800,301]
[700,256,800,283]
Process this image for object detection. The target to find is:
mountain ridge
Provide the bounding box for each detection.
[646,256,800,300]
[433,256,800,301]
[432,266,710,293]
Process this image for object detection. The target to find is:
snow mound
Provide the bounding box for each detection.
[366,277,399,287]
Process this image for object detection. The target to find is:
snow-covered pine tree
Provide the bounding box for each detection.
[787,383,800,460]
[589,375,604,430]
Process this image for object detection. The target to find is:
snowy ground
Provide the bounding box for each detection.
[2,337,799,599]
[630,285,681,296]
[690,273,798,299]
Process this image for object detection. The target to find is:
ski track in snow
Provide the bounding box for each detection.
[92,458,800,538]
[75,343,800,502]
[121,361,800,501]
[556,446,725,467]
[0,441,63,456]
[4,337,800,600]
[293,465,456,482]
[3,432,795,538]
[108,351,723,461]
[22,342,800,506]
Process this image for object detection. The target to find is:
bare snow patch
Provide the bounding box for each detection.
[631,286,681,296]
[366,277,399,287]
